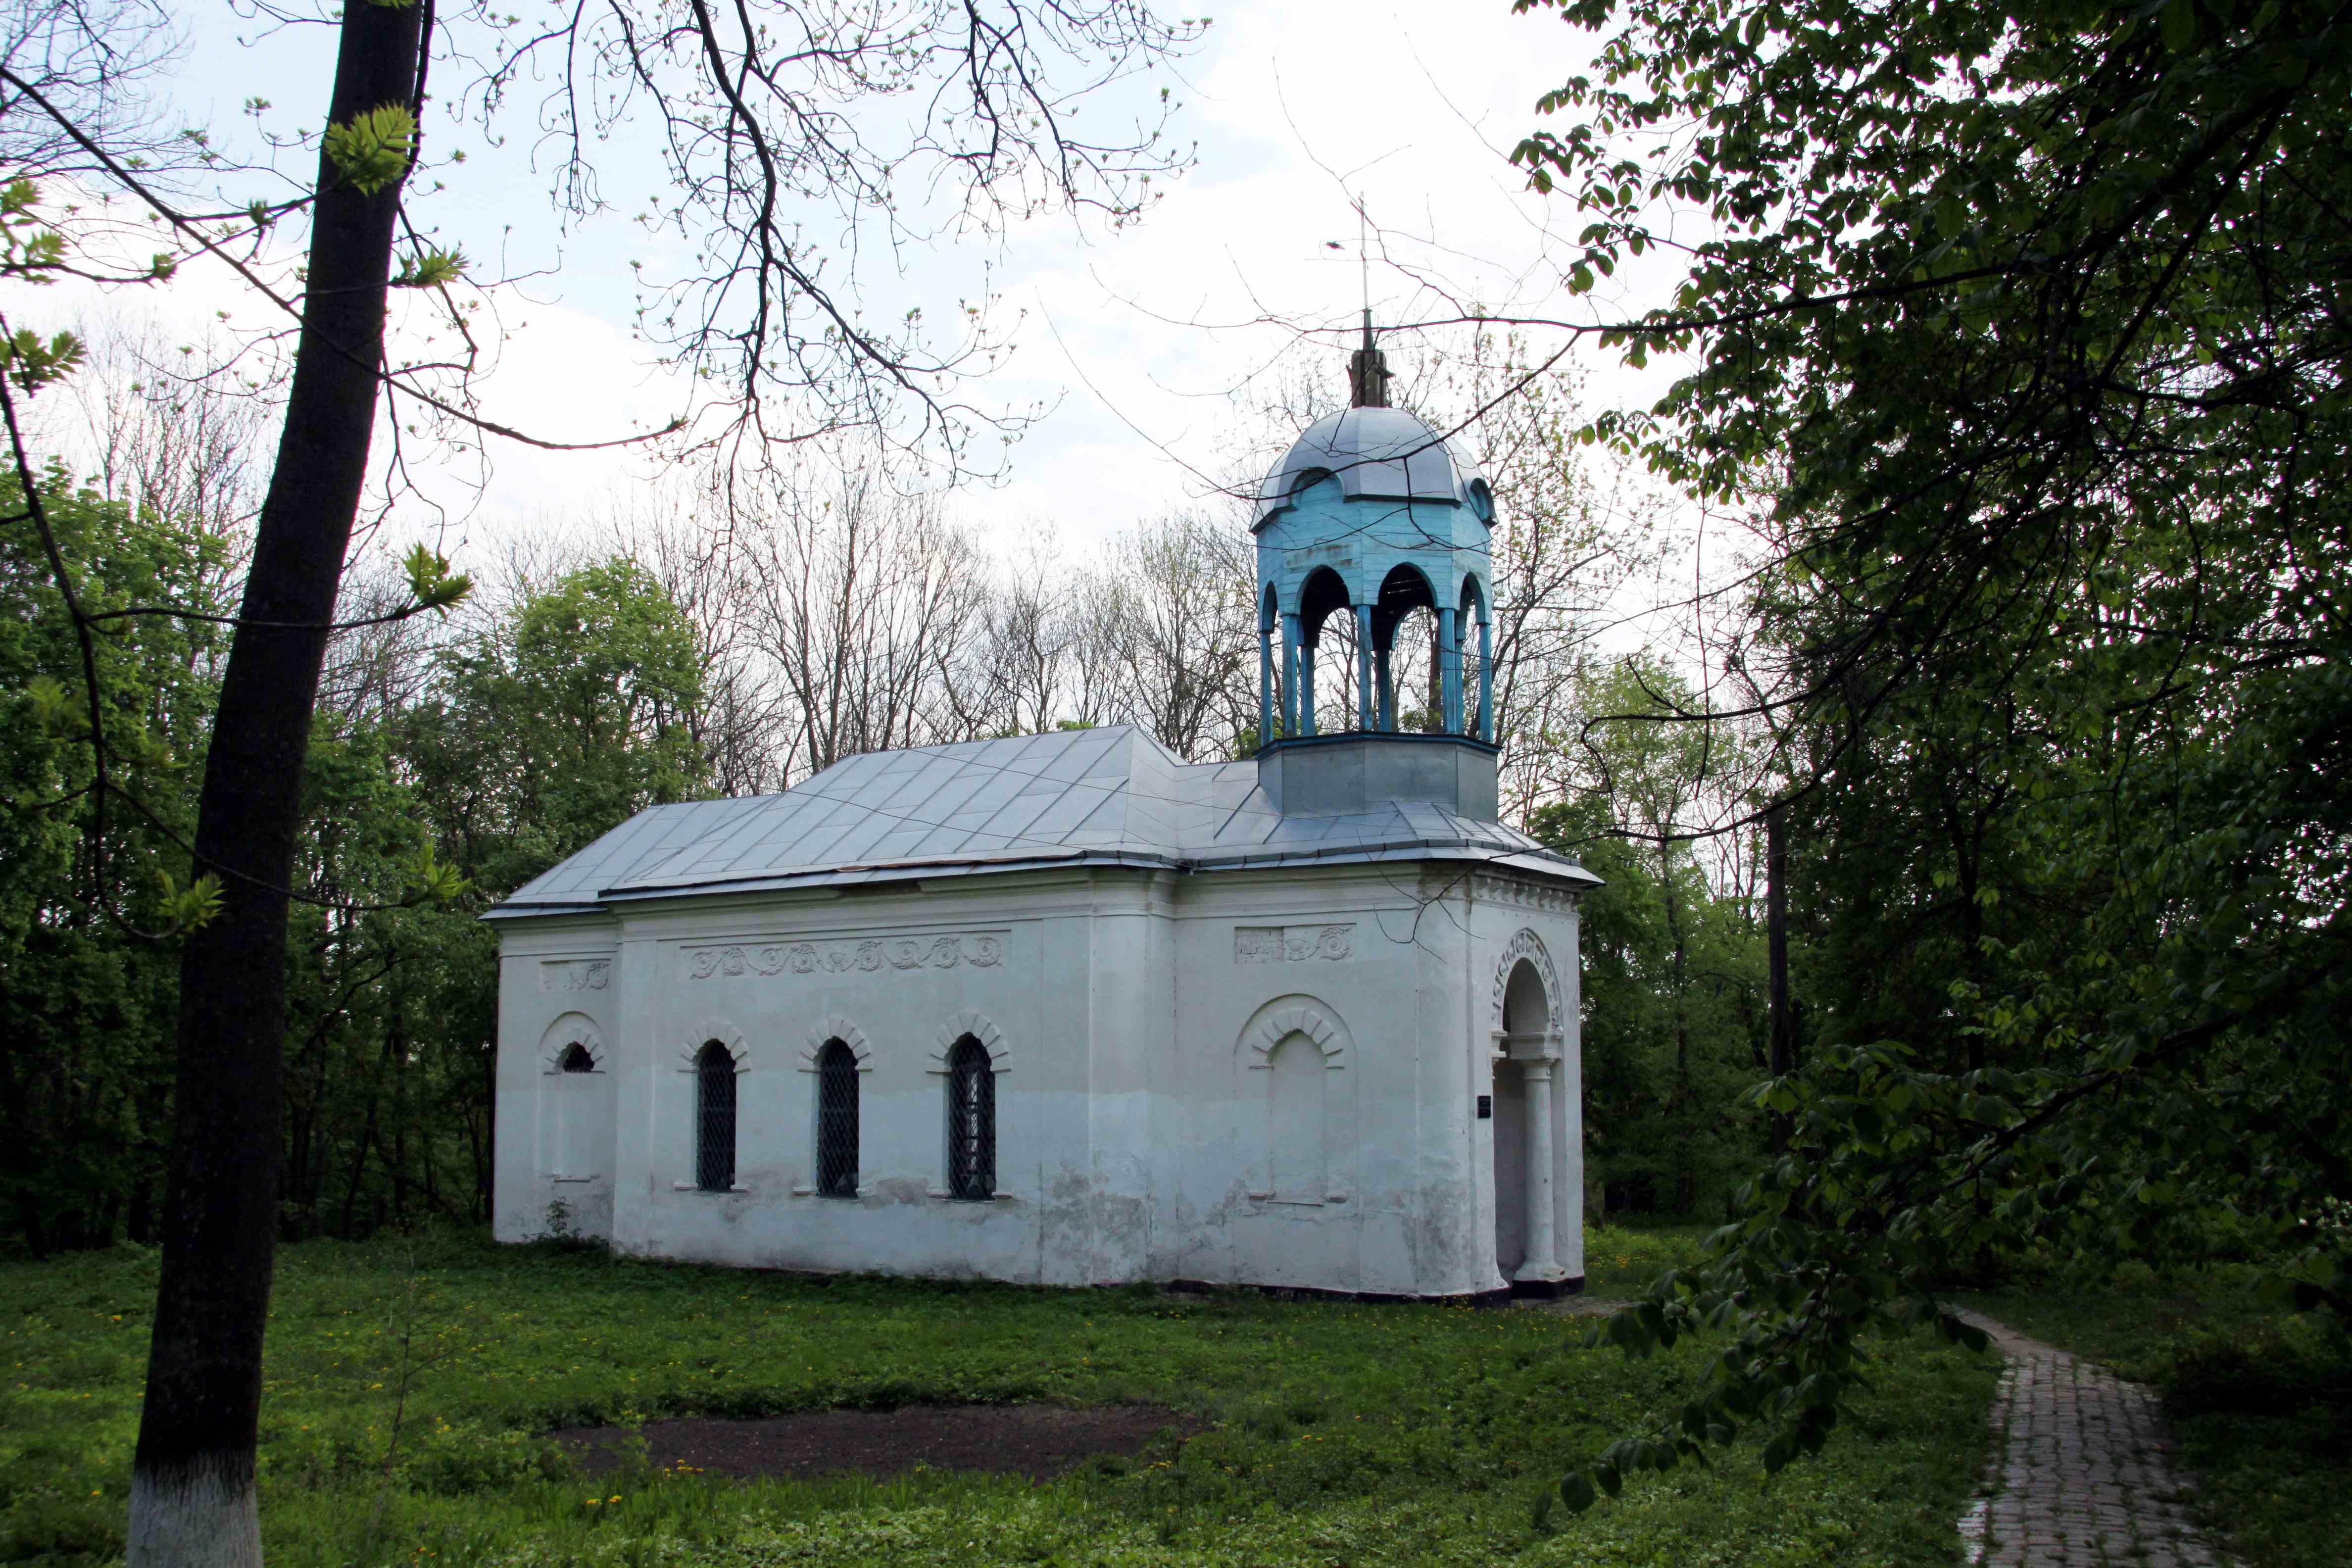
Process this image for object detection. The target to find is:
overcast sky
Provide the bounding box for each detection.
[49,0,1693,568]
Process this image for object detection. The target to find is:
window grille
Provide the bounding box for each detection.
[816,1039,859,1197]
[695,1041,736,1192]
[558,1043,594,1073]
[946,1035,995,1200]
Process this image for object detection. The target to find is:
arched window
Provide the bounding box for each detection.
[557,1042,595,1074]
[945,1034,995,1200]
[694,1041,737,1192]
[815,1038,859,1198]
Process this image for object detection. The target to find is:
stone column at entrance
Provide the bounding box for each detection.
[1515,1033,1569,1291]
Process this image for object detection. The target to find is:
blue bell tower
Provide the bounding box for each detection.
[1254,316,1497,762]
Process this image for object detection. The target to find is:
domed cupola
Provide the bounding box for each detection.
[1251,316,1498,758]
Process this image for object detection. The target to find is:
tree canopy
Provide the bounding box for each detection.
[1509,0,2352,1509]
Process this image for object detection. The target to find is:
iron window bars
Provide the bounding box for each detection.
[946,1034,995,1200]
[816,1039,860,1197]
[695,1041,737,1191]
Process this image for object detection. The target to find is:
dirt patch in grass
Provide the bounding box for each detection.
[551,1404,1207,1482]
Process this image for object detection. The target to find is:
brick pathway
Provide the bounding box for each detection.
[1957,1311,2226,1567]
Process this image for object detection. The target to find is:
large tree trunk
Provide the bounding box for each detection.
[1766,801,1796,1155]
[128,3,424,1561]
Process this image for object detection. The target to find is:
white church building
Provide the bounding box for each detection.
[487,336,1600,1299]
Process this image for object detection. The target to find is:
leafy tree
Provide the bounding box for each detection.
[412,559,711,893]
[1532,657,1764,1219]
[1508,0,2352,1509]
[0,464,228,1255]
[2,0,1198,1551]
[276,560,714,1239]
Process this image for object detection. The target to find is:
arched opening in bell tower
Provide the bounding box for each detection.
[1293,566,1352,737]
[1460,573,1492,743]
[1371,563,1440,732]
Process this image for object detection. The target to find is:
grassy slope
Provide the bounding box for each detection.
[4,1228,1994,1568]
[1959,1276,2350,1568]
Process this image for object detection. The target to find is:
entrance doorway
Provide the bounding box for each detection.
[1493,1058,1527,1273]
[1491,957,1553,1279]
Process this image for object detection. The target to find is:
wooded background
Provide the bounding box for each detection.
[0,325,1781,1255]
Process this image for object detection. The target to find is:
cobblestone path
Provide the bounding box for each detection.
[1958,1311,2226,1567]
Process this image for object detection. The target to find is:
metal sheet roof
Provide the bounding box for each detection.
[489,725,1594,919]
[1254,406,1488,524]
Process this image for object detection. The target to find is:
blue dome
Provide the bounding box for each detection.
[1254,406,1489,527]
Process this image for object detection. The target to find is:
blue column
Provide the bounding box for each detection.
[1438,606,1461,734]
[1374,641,1394,732]
[1300,637,1319,736]
[1259,618,1274,748]
[1281,613,1301,738]
[1354,602,1374,732]
[1476,615,1494,742]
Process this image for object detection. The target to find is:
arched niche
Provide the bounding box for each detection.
[1236,995,1356,1207]
[539,1012,604,1072]
[536,1013,614,1198]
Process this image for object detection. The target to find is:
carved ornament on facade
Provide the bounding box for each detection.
[684,932,1006,980]
[539,959,611,992]
[1232,924,1354,964]
[1490,927,1562,1028]
[1241,996,1350,1068]
[1473,875,1578,913]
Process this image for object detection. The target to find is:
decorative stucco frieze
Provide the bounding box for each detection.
[683,932,1007,980]
[539,959,610,992]
[1232,924,1355,964]
[1473,875,1578,913]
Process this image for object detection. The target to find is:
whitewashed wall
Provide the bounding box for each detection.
[491,864,1584,1298]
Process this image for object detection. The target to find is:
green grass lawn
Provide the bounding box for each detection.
[3,1228,1996,1567]
[1961,1271,2352,1568]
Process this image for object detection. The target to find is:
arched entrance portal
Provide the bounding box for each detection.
[1493,958,1550,1275]
[1490,931,1569,1293]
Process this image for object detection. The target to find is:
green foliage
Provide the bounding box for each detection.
[277,557,712,1241]
[0,181,84,393]
[1512,0,2352,1512]
[404,557,710,895]
[0,1233,1997,1566]
[400,544,473,618]
[1531,658,1765,1218]
[0,464,233,1254]
[391,247,469,291]
[322,105,416,197]
[0,329,83,397]
[0,469,715,1248]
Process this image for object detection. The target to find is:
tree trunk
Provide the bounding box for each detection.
[1661,842,1694,1211]
[1766,801,1796,1155]
[128,3,424,1560]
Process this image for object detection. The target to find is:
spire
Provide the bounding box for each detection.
[1347,308,1391,408]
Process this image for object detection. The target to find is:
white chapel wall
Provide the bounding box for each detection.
[492,861,1584,1299]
